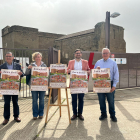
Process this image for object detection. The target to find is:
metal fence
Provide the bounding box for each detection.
[0,47,58,103]
[1,48,140,100]
[81,51,140,91]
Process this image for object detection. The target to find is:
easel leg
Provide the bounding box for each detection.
[45,88,52,123]
[59,89,61,117]
[65,88,71,124]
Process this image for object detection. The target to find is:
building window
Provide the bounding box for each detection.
[113,29,115,39]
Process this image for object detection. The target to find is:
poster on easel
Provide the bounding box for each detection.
[31,67,49,91]
[0,69,20,95]
[92,68,111,93]
[49,64,67,88]
[70,70,88,94]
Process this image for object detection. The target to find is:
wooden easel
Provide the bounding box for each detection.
[45,50,71,124]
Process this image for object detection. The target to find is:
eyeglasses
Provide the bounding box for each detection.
[75,53,81,55]
[103,53,109,55]
[6,56,12,57]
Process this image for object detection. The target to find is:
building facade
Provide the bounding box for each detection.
[2,22,126,63]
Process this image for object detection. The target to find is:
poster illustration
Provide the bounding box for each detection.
[31,67,49,91]
[70,70,88,94]
[92,68,111,93]
[0,69,20,95]
[50,64,67,88]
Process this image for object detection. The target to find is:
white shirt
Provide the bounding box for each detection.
[74,59,82,70]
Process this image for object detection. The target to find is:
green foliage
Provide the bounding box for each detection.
[50,73,66,75]
[70,78,88,81]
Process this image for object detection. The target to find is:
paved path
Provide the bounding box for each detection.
[0,88,140,140]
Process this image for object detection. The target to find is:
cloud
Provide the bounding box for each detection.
[0,0,140,52]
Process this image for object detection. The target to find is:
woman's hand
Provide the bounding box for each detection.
[28,65,33,69]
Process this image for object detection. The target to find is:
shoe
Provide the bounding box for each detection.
[14,117,21,122]
[99,114,107,120]
[78,114,84,121]
[33,117,37,120]
[111,116,117,122]
[2,119,9,125]
[71,115,77,120]
[39,116,43,119]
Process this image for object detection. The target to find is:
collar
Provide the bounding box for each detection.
[33,61,43,67]
[103,58,110,62]
[75,59,82,62]
[6,61,13,66]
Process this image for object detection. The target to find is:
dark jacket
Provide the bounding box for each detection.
[0,62,24,91]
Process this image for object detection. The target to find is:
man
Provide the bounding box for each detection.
[94,48,119,122]
[67,49,90,121]
[0,52,24,125]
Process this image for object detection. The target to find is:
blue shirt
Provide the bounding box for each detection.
[94,58,119,87]
[6,62,13,70]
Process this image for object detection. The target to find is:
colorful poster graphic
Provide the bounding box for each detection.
[31,67,49,91]
[70,70,88,94]
[50,64,67,88]
[92,68,111,93]
[0,69,20,95]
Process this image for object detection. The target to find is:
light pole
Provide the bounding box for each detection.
[105,11,120,49]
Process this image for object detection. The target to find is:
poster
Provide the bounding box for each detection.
[0,69,20,95]
[50,64,67,88]
[31,67,49,91]
[92,68,111,93]
[111,58,127,64]
[70,70,88,94]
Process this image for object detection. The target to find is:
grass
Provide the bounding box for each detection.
[21,77,26,84]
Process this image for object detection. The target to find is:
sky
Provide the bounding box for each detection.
[0,0,140,53]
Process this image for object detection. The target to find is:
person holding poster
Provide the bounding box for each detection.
[25,52,47,120]
[67,49,90,121]
[94,48,119,122]
[0,52,24,125]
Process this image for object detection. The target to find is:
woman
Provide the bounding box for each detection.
[25,52,47,120]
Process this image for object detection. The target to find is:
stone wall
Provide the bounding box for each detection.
[2,25,64,50]
[55,22,126,63]
[1,22,126,63]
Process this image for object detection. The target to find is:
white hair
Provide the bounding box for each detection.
[102,48,110,53]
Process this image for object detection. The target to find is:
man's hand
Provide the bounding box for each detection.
[0,71,1,74]
[97,66,100,69]
[87,71,90,75]
[28,65,32,69]
[110,87,115,93]
[18,71,23,76]
[68,69,71,73]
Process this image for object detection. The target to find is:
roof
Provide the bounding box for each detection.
[55,28,94,41]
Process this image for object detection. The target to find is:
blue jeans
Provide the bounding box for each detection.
[97,90,115,117]
[71,93,84,115]
[31,91,45,117]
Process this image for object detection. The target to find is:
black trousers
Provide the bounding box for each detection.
[3,95,19,120]
[71,93,84,115]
